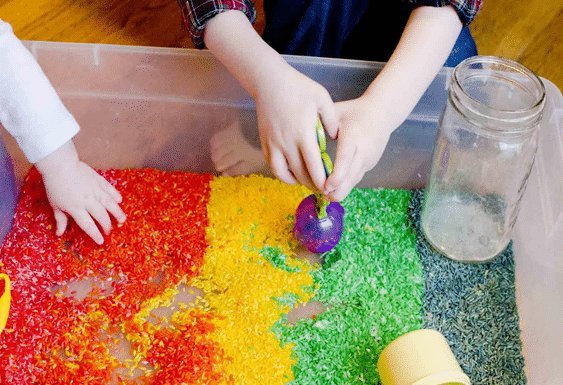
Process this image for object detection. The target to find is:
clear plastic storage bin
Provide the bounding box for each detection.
[1,42,562,383]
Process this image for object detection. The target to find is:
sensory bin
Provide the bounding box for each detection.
[0,168,525,384]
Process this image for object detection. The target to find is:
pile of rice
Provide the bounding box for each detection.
[0,169,525,384]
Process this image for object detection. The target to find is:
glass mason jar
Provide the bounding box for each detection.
[421,56,546,263]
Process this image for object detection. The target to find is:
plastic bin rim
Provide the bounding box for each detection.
[21,39,418,72]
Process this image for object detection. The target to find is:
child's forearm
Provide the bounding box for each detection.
[35,139,80,176]
[204,10,291,100]
[362,5,463,132]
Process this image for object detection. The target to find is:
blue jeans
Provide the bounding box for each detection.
[262,0,477,66]
[444,26,478,67]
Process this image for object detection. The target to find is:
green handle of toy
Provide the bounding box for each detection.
[316,118,333,176]
[315,119,333,218]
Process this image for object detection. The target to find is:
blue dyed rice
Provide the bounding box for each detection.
[409,190,526,385]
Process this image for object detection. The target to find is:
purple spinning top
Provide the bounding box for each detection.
[293,194,344,253]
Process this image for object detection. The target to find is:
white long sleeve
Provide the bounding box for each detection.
[0,19,79,164]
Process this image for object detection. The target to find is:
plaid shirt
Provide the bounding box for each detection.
[178,0,482,49]
[177,0,256,49]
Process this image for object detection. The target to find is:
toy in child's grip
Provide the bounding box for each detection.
[293,119,345,254]
[0,274,10,334]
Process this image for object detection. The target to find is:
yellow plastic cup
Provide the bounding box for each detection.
[377,329,471,385]
[0,273,11,334]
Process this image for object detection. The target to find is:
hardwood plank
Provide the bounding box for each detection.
[471,0,563,58]
[470,0,563,92]
[1,0,561,92]
[1,0,192,47]
[518,9,563,94]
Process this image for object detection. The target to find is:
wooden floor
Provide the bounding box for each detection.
[1,0,562,93]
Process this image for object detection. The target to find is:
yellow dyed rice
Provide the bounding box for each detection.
[196,175,316,384]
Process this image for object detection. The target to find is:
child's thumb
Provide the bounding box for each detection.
[318,97,339,140]
[324,136,355,201]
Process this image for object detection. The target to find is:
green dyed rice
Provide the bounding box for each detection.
[274,188,424,384]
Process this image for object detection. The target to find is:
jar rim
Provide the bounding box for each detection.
[451,56,546,131]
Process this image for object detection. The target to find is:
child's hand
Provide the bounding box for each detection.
[324,97,393,202]
[36,140,126,244]
[204,10,339,192]
[320,5,465,202]
[255,66,338,192]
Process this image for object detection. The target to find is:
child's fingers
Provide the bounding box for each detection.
[70,209,104,245]
[301,141,327,192]
[324,136,356,200]
[318,99,339,140]
[53,209,68,237]
[97,178,126,223]
[98,177,123,204]
[269,147,299,186]
[280,136,317,191]
[87,203,113,236]
[326,158,361,202]
[104,197,127,224]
